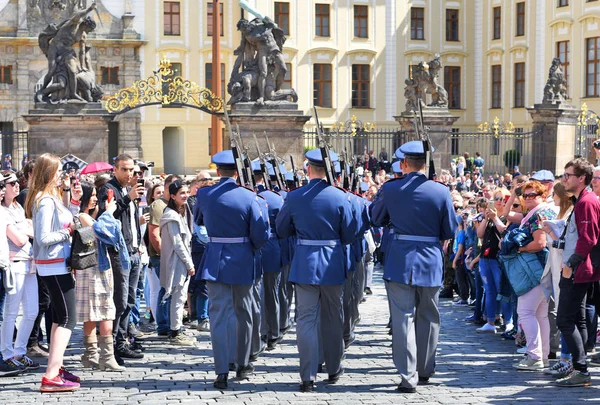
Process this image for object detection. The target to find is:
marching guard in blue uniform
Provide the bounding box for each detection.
[251,160,286,350]
[193,151,270,390]
[276,149,357,392]
[370,141,456,393]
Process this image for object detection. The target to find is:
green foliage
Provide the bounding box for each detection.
[504,149,521,169]
[304,145,317,154]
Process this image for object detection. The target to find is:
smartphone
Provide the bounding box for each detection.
[142,206,150,216]
[515,186,522,197]
[107,189,114,203]
[137,178,145,187]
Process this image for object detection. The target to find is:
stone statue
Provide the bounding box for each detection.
[35,1,99,103]
[542,57,568,104]
[404,55,448,111]
[229,15,295,106]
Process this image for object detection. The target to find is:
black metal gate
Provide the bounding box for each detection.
[448,126,545,175]
[0,130,29,171]
[575,105,599,163]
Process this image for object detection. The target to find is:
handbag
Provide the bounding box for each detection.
[70,216,98,270]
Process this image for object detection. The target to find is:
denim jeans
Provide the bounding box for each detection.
[585,303,597,352]
[149,256,171,334]
[130,265,146,326]
[192,248,208,322]
[557,277,589,372]
[0,268,5,329]
[473,268,484,320]
[480,258,511,323]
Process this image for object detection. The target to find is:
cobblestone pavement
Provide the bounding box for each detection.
[1,268,599,404]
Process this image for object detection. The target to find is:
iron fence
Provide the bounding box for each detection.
[575,123,599,164]
[302,127,406,163]
[0,131,28,171]
[448,128,546,175]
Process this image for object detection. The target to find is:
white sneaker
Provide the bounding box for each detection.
[513,355,544,371]
[476,323,497,333]
[504,323,514,332]
[544,360,573,377]
[516,346,527,354]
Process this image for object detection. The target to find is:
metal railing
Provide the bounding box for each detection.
[0,131,29,171]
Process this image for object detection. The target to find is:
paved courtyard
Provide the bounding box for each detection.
[1,268,599,404]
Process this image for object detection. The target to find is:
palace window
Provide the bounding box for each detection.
[314,64,332,107]
[444,66,461,109]
[493,7,501,40]
[586,37,600,97]
[205,63,225,99]
[207,2,224,37]
[558,0,568,7]
[514,62,525,108]
[491,65,501,108]
[354,5,368,38]
[351,64,370,108]
[557,41,570,95]
[516,2,525,37]
[274,2,290,36]
[315,4,330,37]
[164,2,180,36]
[411,7,424,40]
[101,67,119,85]
[446,9,459,41]
[0,66,12,84]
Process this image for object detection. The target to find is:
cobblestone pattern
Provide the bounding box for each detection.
[1,268,598,404]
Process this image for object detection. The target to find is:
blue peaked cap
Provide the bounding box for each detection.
[268,162,288,176]
[212,150,237,169]
[360,182,369,193]
[394,140,435,159]
[392,161,402,174]
[305,148,339,166]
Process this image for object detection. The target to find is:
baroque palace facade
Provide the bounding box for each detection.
[0,0,600,173]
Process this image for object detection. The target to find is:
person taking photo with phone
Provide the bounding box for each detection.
[97,154,145,365]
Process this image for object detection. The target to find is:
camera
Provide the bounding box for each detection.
[515,186,522,197]
[594,141,600,150]
[552,239,566,250]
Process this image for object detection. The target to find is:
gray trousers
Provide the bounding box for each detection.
[296,284,344,382]
[343,270,355,342]
[278,264,294,329]
[364,250,374,288]
[261,272,281,340]
[250,278,263,356]
[386,281,440,389]
[352,256,366,327]
[207,282,253,374]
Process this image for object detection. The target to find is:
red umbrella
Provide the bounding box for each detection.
[80,162,113,175]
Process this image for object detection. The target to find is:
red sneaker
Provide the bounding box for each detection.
[59,367,80,383]
[40,375,80,392]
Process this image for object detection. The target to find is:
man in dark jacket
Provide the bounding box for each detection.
[556,158,600,387]
[97,154,146,363]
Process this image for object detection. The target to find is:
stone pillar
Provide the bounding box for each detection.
[527,103,580,174]
[23,103,113,163]
[17,0,28,37]
[227,103,311,169]
[394,109,459,173]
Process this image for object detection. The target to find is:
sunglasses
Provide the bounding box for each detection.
[6,181,17,187]
[0,184,4,190]
[494,197,504,201]
[523,192,541,200]
[134,171,143,176]
[198,178,212,182]
[512,203,521,209]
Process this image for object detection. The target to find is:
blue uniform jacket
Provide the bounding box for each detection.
[258,186,284,273]
[194,177,270,285]
[370,172,456,287]
[276,178,356,285]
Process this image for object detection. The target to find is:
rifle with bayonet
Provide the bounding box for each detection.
[338,148,350,190]
[223,108,251,187]
[252,132,272,190]
[263,131,287,191]
[235,124,257,190]
[289,155,300,189]
[313,107,335,185]
[414,99,435,180]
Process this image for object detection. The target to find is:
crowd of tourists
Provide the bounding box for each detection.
[0,144,599,393]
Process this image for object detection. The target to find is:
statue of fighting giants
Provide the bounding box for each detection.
[35,1,103,103]
[229,5,297,106]
[404,55,448,112]
[542,58,568,104]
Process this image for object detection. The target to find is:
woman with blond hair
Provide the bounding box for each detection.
[25,153,82,392]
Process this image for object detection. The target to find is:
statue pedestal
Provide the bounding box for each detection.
[227,102,311,170]
[527,102,580,174]
[394,109,459,172]
[23,103,114,163]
